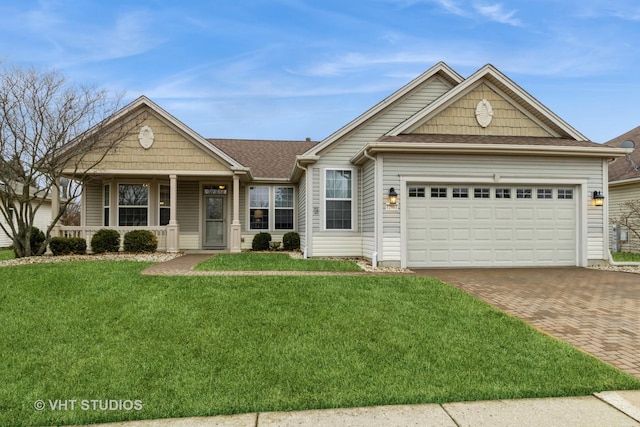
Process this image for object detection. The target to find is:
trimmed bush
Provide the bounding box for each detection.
[91,229,120,254]
[252,232,272,251]
[282,232,300,251]
[68,237,87,255]
[49,237,71,255]
[124,230,158,253]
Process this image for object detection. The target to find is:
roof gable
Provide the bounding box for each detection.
[605,125,640,183]
[388,64,588,141]
[302,62,464,157]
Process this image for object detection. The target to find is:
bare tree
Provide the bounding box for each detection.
[611,200,640,249]
[0,66,143,257]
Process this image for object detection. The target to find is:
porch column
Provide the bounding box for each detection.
[230,173,241,253]
[166,174,180,253]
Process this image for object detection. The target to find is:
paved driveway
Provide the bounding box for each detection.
[413,267,640,378]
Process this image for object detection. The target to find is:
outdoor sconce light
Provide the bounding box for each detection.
[593,191,605,207]
[388,187,398,205]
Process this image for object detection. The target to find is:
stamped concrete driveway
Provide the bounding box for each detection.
[414,267,640,378]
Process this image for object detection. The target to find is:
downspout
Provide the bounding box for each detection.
[294,160,310,259]
[362,148,378,267]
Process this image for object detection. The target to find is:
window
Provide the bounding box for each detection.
[103,184,110,226]
[249,186,269,230]
[517,188,532,199]
[558,188,573,199]
[275,187,294,230]
[325,170,352,230]
[452,187,469,198]
[431,187,447,198]
[159,185,170,226]
[495,188,511,199]
[118,184,148,226]
[537,188,553,199]
[409,187,426,198]
[474,188,490,199]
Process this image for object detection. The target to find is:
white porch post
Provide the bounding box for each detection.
[230,174,241,253]
[166,174,180,253]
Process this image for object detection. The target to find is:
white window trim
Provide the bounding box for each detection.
[103,184,110,227]
[117,182,150,227]
[158,183,170,226]
[274,186,295,231]
[322,167,356,231]
[248,185,270,231]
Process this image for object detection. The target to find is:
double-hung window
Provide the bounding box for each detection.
[249,186,270,230]
[159,185,170,226]
[103,184,110,226]
[325,169,352,230]
[274,187,294,230]
[118,184,148,226]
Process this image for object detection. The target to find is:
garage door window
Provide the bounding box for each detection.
[537,188,553,199]
[409,187,425,198]
[558,189,573,199]
[452,188,468,198]
[495,188,511,199]
[517,188,532,199]
[431,187,447,198]
[474,188,490,198]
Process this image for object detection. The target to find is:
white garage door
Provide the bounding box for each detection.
[406,185,577,267]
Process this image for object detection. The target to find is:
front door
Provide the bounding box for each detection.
[204,195,226,248]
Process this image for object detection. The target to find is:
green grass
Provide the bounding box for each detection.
[0,249,14,261]
[611,251,640,262]
[1,262,639,426]
[195,252,363,271]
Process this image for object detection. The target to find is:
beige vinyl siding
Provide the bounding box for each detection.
[313,234,363,257]
[361,160,376,260]
[298,172,307,249]
[312,167,320,232]
[413,83,553,137]
[0,201,52,247]
[84,180,103,227]
[609,182,640,253]
[177,181,199,233]
[76,111,230,173]
[383,154,606,263]
[179,233,199,250]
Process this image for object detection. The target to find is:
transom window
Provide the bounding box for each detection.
[409,187,426,198]
[495,188,511,199]
[517,188,532,199]
[558,188,574,199]
[249,186,270,230]
[537,188,553,199]
[118,184,148,226]
[325,170,353,230]
[431,187,447,198]
[452,187,469,198]
[474,188,490,199]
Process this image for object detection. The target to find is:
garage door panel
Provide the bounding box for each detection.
[406,184,577,267]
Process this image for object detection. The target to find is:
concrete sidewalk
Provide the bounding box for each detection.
[75,390,640,427]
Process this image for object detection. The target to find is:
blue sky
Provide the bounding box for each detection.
[1,0,639,143]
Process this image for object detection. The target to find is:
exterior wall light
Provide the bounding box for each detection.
[593,191,604,207]
[388,187,398,205]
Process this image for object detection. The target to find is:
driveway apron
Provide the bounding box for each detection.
[413,267,640,378]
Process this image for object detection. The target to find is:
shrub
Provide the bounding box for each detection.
[91,229,120,254]
[124,230,158,253]
[252,232,272,251]
[49,237,71,255]
[282,232,300,251]
[30,226,46,254]
[68,237,87,255]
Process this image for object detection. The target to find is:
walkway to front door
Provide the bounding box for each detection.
[413,267,640,379]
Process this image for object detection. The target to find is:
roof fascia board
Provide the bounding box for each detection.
[304,62,464,156]
[609,177,640,186]
[350,142,628,164]
[387,64,588,141]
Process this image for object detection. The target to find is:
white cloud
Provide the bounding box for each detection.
[474,3,522,26]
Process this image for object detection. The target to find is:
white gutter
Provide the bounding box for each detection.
[294,159,311,259]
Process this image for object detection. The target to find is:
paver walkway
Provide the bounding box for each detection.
[414,267,640,378]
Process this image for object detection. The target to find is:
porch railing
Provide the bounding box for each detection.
[57,226,168,252]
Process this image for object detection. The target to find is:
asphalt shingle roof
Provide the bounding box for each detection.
[604,125,640,183]
[377,134,604,147]
[208,138,318,179]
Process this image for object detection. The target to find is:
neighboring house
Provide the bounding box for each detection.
[0,184,53,248]
[59,62,627,267]
[605,126,640,253]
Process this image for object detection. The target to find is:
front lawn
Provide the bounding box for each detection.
[195,252,363,271]
[1,262,639,426]
[0,249,14,261]
[611,251,640,262]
